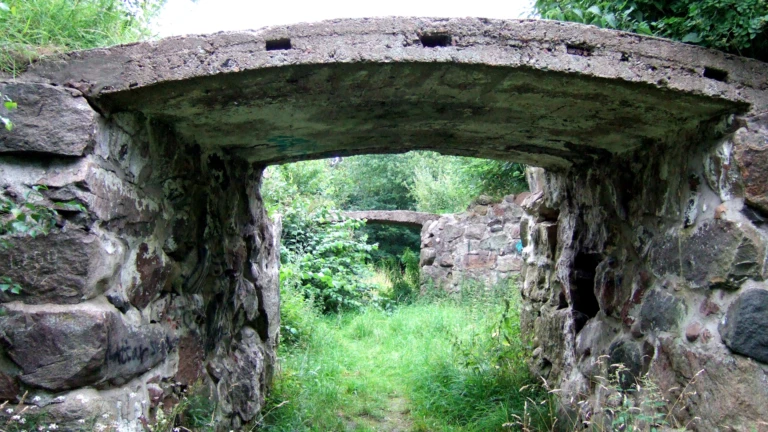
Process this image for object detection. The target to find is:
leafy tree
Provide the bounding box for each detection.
[405,152,527,214]
[261,158,344,216]
[534,0,768,61]
[407,152,476,214]
[460,160,527,199]
[334,153,417,211]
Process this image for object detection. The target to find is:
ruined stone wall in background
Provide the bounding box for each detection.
[419,196,526,291]
[0,82,280,431]
[520,114,768,431]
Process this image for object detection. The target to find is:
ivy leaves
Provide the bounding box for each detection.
[0,186,60,294]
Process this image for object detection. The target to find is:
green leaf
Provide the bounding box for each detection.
[1,117,11,131]
[604,13,618,28]
[3,100,16,111]
[636,22,653,35]
[682,32,702,43]
[586,5,602,16]
[0,2,8,12]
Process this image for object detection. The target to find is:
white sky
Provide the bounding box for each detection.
[155,0,537,37]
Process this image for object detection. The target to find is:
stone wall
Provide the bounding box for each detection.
[520,114,768,431]
[420,196,526,291]
[0,82,280,431]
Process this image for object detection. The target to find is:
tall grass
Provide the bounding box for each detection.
[260,279,552,431]
[0,0,162,74]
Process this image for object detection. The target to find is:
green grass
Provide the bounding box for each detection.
[0,0,162,75]
[259,282,552,431]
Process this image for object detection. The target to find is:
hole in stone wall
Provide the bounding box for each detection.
[703,67,728,82]
[570,252,602,333]
[266,38,292,51]
[743,204,768,226]
[420,33,452,48]
[566,44,593,56]
[538,357,553,379]
[558,290,568,309]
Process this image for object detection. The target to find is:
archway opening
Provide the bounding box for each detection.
[260,150,535,430]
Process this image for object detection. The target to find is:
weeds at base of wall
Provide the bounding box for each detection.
[522,360,706,432]
[0,391,117,432]
[0,382,219,432]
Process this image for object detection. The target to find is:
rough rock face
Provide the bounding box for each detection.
[0,83,95,155]
[720,289,768,363]
[420,197,524,291]
[0,302,173,390]
[520,111,768,431]
[0,94,280,430]
[0,229,123,304]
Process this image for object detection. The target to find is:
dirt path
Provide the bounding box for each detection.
[341,396,414,432]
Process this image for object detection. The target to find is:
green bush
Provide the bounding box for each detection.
[534,0,768,61]
[0,0,164,74]
[280,199,383,313]
[379,247,421,302]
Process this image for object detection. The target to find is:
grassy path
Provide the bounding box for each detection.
[261,298,550,431]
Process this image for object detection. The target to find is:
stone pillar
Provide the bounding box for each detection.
[0,82,279,430]
[520,114,768,431]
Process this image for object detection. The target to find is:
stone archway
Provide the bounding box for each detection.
[1,17,767,430]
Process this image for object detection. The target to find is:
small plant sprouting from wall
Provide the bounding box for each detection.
[532,358,705,432]
[0,90,16,131]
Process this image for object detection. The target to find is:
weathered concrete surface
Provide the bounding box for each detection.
[342,210,438,229]
[16,18,767,168]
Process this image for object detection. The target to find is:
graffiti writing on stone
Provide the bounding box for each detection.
[108,335,175,366]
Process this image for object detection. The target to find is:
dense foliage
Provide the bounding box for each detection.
[336,152,528,214]
[534,0,768,61]
[0,0,164,74]
[263,152,528,317]
[279,201,383,313]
